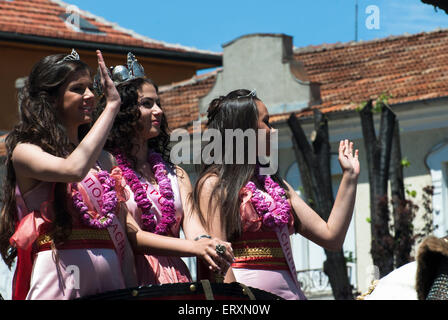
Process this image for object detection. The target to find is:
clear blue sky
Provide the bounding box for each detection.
[67,0,448,52]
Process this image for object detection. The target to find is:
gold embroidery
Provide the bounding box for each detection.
[36,234,52,246]
[234,247,285,259]
[356,280,379,300]
[37,229,111,247]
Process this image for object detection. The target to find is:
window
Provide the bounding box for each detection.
[426,142,448,237]
[60,13,105,35]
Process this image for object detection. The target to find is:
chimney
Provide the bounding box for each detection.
[199,33,321,117]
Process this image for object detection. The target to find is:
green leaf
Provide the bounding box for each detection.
[344,251,356,263]
[366,217,371,223]
[372,102,383,113]
[406,189,417,198]
[401,158,411,168]
[377,92,391,104]
[373,92,392,113]
[356,101,368,112]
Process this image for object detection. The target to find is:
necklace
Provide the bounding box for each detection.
[114,150,176,235]
[73,170,117,229]
[245,166,291,229]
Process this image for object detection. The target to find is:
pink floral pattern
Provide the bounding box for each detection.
[72,170,117,229]
[245,166,291,229]
[114,151,176,235]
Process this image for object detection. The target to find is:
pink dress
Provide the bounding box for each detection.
[12,174,125,300]
[120,164,191,285]
[230,186,307,300]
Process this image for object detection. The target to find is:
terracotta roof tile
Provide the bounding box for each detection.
[159,29,448,129]
[0,0,219,56]
[159,70,220,130]
[293,29,448,116]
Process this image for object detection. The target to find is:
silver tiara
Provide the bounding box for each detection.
[93,52,145,96]
[237,89,257,98]
[58,48,80,64]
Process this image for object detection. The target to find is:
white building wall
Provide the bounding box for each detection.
[275,98,448,295]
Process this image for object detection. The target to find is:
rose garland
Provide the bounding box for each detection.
[245,166,291,229]
[72,170,117,229]
[114,150,176,235]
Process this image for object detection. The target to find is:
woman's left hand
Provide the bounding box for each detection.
[96,50,121,109]
[193,237,234,274]
[338,139,360,177]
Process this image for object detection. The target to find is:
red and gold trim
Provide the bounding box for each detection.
[231,231,288,271]
[36,228,114,252]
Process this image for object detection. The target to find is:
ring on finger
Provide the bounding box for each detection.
[215,244,226,255]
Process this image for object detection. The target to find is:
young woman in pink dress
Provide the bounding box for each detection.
[93,68,233,285]
[0,50,232,300]
[192,89,360,300]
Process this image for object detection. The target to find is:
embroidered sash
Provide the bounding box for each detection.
[141,169,180,235]
[80,171,137,287]
[275,225,303,293]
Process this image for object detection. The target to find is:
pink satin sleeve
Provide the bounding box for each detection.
[10,187,55,250]
[9,212,45,250]
[110,166,130,203]
[239,187,262,233]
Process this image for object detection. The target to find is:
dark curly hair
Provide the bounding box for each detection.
[94,77,172,168]
[0,53,91,268]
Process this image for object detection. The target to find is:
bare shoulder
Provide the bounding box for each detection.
[282,178,302,201]
[12,143,45,165]
[12,142,43,156]
[282,179,295,192]
[174,165,189,179]
[173,165,193,192]
[11,143,44,188]
[198,172,219,193]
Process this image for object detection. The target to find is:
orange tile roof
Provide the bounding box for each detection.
[292,29,448,117]
[160,28,448,129]
[0,0,220,57]
[160,70,220,130]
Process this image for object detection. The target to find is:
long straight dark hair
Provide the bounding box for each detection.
[191,89,298,241]
[0,53,91,268]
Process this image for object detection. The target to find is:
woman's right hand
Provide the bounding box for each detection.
[96,50,121,109]
[192,237,234,274]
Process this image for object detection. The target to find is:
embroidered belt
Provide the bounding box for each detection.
[231,231,288,271]
[36,228,114,252]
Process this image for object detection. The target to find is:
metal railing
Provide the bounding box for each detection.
[297,268,331,294]
[297,265,354,296]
